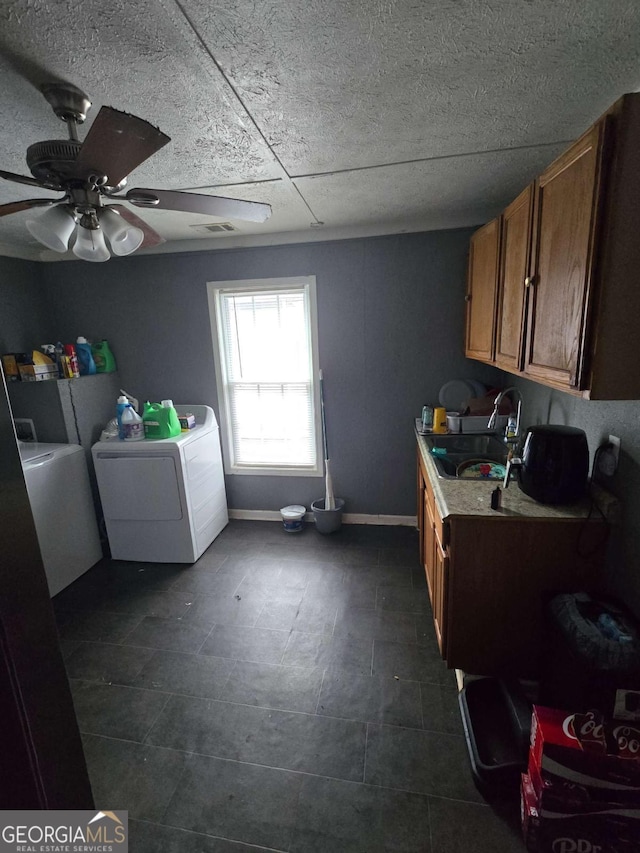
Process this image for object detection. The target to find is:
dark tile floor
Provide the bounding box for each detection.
[54,520,524,852]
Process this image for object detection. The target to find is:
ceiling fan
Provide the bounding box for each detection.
[0,82,272,261]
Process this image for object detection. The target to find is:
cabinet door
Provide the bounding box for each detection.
[524,123,606,390]
[495,185,534,372]
[423,492,436,602]
[433,537,448,654]
[417,457,425,567]
[465,218,500,362]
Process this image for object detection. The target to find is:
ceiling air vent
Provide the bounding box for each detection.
[190,222,237,235]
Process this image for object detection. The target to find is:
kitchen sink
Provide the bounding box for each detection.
[423,433,509,479]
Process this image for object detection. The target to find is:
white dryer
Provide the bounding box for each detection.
[20,441,102,596]
[92,405,228,563]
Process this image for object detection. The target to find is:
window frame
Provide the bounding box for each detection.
[207,276,323,477]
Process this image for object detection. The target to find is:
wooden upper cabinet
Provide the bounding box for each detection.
[465,94,640,399]
[495,185,534,373]
[465,218,500,362]
[524,123,605,390]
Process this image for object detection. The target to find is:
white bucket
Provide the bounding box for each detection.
[280,504,306,533]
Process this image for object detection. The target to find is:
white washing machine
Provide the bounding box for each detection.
[92,405,228,563]
[20,441,103,597]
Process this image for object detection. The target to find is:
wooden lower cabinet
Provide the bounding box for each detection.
[432,536,448,653]
[419,452,448,656]
[423,491,435,602]
[417,460,425,568]
[417,452,604,678]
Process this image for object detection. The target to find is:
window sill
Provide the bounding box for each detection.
[226,465,324,477]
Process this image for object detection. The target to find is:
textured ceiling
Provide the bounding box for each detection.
[0,0,639,260]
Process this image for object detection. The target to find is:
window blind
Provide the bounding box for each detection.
[217,286,317,469]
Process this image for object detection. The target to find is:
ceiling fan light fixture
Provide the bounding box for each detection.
[25,204,76,253]
[72,222,110,262]
[99,207,144,256]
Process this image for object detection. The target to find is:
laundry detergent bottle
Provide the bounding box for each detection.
[116,395,130,439]
[143,400,181,439]
[76,336,97,375]
[92,340,117,373]
[121,404,144,441]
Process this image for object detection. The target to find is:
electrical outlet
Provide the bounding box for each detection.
[595,436,620,478]
[13,418,37,442]
[608,434,621,471]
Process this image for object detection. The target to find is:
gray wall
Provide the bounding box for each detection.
[1,254,59,438]
[510,374,640,616]
[0,257,51,353]
[37,230,501,515]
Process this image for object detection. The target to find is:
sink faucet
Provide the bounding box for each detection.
[488,386,525,489]
[487,386,523,445]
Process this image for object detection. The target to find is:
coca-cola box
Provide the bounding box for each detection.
[530,706,640,805]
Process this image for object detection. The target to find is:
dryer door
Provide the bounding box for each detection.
[94,455,183,520]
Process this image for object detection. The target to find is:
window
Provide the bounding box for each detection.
[208,277,322,476]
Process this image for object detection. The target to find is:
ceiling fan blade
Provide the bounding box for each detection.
[126,188,272,223]
[0,48,70,97]
[107,204,165,249]
[75,107,170,186]
[0,168,59,191]
[0,198,60,218]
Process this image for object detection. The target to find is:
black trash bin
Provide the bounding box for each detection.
[458,677,532,798]
[540,592,640,717]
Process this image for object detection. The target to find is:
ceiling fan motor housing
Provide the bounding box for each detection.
[40,83,92,124]
[26,139,82,183]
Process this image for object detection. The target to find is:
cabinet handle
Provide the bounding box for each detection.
[464,294,472,302]
[524,276,534,288]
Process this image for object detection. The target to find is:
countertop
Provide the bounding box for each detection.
[416,428,619,523]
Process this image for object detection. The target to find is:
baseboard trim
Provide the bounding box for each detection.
[342,513,417,527]
[228,509,417,527]
[228,509,288,522]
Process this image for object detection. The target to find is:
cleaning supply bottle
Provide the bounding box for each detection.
[54,341,65,378]
[75,336,97,375]
[63,344,80,378]
[143,400,181,439]
[92,340,117,373]
[41,344,56,361]
[505,414,518,443]
[116,394,130,439]
[162,399,182,438]
[121,404,144,441]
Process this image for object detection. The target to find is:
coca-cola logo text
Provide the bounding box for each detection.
[612,724,640,758]
[577,711,604,742]
[562,714,578,740]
